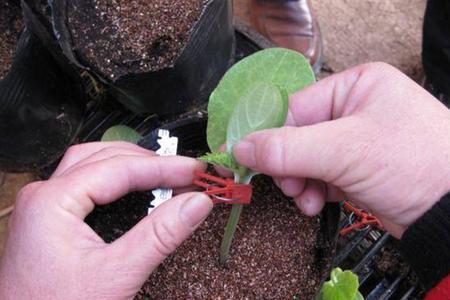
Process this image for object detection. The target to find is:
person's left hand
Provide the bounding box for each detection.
[0,142,212,300]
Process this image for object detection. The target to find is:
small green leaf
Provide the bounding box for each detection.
[207,48,315,152]
[199,152,240,173]
[101,125,142,144]
[224,83,288,183]
[316,268,364,300]
[226,83,288,153]
[355,292,364,300]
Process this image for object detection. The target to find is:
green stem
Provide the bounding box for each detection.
[219,204,243,266]
[219,169,253,266]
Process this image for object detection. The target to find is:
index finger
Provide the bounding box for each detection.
[48,155,206,218]
[53,142,154,177]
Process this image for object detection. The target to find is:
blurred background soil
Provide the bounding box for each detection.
[235,0,426,79]
[0,0,426,256]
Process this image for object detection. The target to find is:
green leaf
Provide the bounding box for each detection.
[101,125,142,144]
[224,83,288,183]
[226,83,288,153]
[354,292,364,300]
[316,268,364,300]
[199,152,240,173]
[207,48,315,152]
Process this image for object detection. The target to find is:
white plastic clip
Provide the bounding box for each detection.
[148,129,179,214]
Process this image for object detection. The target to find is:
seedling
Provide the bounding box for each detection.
[101,125,142,143]
[316,268,364,300]
[200,48,316,265]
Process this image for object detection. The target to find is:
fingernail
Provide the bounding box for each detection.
[180,194,213,227]
[233,141,256,167]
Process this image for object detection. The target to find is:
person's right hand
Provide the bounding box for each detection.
[233,63,450,238]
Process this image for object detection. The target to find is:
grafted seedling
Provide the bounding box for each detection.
[202,48,316,265]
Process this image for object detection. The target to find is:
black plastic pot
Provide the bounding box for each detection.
[22,0,235,115]
[0,29,85,172]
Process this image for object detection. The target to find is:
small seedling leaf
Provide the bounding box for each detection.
[226,83,288,153]
[316,268,364,300]
[207,48,315,152]
[199,152,240,174]
[101,125,142,144]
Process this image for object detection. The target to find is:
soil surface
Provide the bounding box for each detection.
[140,176,327,299]
[85,191,150,243]
[376,242,411,278]
[68,0,206,80]
[0,0,23,80]
[86,174,329,299]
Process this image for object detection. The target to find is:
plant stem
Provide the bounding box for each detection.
[219,170,253,266]
[219,203,243,266]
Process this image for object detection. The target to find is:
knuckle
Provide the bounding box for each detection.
[98,146,122,156]
[15,181,45,207]
[17,181,43,199]
[65,144,84,157]
[257,132,285,175]
[151,220,180,257]
[360,62,400,78]
[108,154,132,163]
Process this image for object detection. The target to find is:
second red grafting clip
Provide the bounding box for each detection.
[193,171,253,205]
[340,201,383,236]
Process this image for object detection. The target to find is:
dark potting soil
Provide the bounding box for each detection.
[139,175,326,299]
[67,0,206,80]
[375,243,411,277]
[374,243,424,298]
[85,192,149,243]
[0,0,23,80]
[86,174,329,299]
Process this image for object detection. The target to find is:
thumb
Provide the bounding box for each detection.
[233,117,366,182]
[108,192,213,275]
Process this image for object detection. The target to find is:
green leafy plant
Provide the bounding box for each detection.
[202,48,316,265]
[101,125,142,144]
[316,268,364,300]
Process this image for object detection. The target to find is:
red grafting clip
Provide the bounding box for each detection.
[193,171,253,205]
[340,202,383,236]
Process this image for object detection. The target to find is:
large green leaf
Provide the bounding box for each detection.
[316,268,364,300]
[207,48,315,152]
[101,125,142,144]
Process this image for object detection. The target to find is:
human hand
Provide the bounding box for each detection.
[0,142,212,299]
[233,63,450,238]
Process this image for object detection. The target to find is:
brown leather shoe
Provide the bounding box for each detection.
[249,0,323,72]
